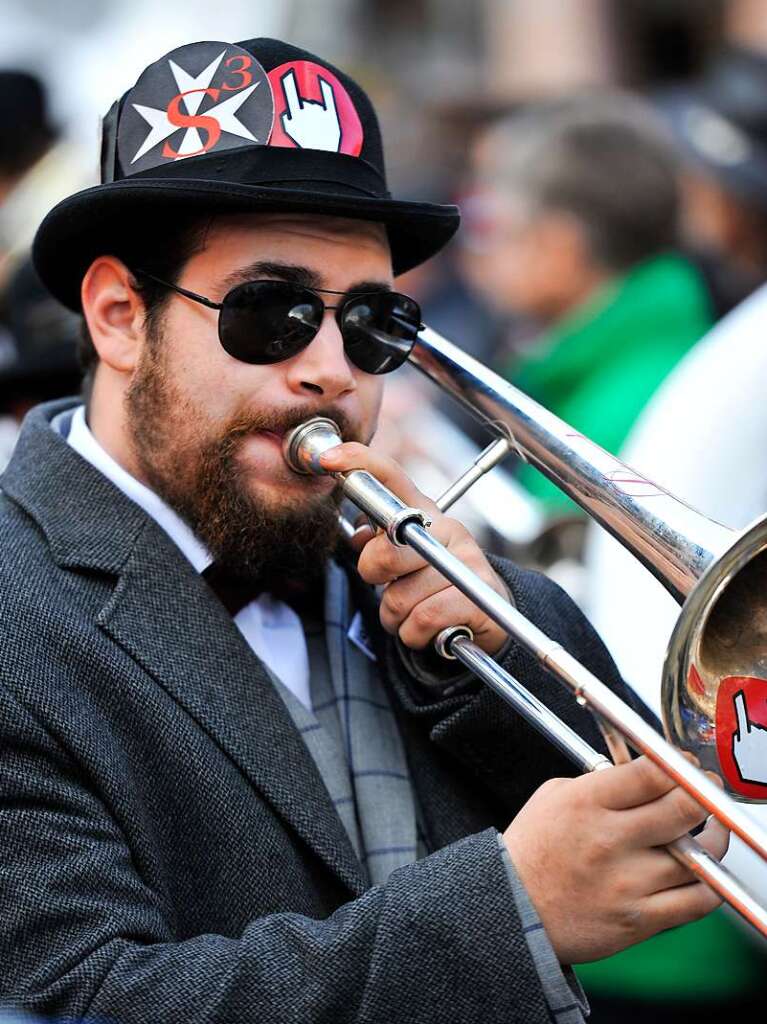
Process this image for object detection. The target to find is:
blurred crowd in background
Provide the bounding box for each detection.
[2,0,767,1020]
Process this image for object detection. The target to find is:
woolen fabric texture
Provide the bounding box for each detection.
[0,399,645,1023]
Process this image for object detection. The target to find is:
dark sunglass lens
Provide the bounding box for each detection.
[218,281,321,364]
[340,292,421,374]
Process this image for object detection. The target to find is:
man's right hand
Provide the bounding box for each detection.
[503,756,728,964]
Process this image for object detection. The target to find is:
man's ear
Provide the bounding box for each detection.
[80,257,146,373]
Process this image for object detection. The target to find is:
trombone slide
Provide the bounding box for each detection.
[282,416,767,939]
[442,629,767,940]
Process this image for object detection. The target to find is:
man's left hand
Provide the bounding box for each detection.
[319,443,509,655]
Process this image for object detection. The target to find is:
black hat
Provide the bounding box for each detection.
[33,37,460,312]
[657,46,767,210]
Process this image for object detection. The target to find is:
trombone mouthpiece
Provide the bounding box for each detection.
[282,417,343,475]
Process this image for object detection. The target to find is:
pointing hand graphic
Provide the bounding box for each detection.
[280,70,341,152]
[732,689,767,786]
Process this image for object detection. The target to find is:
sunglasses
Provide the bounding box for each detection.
[134,270,423,375]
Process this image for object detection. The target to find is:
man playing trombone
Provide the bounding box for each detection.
[0,37,727,1023]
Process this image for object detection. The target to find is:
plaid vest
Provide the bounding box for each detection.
[268,559,426,886]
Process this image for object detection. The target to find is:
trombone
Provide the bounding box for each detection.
[282,324,767,940]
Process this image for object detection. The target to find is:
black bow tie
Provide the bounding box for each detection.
[202,562,324,619]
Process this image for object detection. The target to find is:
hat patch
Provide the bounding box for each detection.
[117,41,275,176]
[268,60,363,156]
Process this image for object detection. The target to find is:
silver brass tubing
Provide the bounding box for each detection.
[408,327,767,803]
[283,417,346,475]
[285,416,767,931]
[335,429,512,542]
[341,473,431,547]
[446,630,610,774]
[445,632,767,940]
[291,421,767,864]
[410,327,731,603]
[666,834,767,937]
[435,437,513,513]
[282,419,431,546]
[338,515,357,542]
[284,417,767,861]
[400,517,767,861]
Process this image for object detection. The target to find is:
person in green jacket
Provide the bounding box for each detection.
[467,94,765,1021]
[468,94,715,511]
[511,251,711,510]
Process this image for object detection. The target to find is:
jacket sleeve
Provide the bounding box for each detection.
[0,684,553,1024]
[384,555,658,815]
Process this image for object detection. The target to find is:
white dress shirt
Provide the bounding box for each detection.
[59,404,312,708]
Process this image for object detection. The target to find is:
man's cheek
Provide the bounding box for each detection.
[361,381,385,443]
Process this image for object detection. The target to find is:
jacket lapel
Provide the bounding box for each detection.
[98,522,368,896]
[3,401,367,896]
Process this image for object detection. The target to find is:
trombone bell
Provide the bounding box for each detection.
[664,518,767,802]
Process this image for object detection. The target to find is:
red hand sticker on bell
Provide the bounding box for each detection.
[268,61,363,156]
[715,674,767,799]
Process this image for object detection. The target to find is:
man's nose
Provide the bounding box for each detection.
[284,312,356,399]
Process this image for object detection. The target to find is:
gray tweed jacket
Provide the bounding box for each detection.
[0,400,641,1023]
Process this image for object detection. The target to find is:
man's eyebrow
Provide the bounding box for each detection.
[221,261,320,291]
[345,280,392,295]
[220,261,392,296]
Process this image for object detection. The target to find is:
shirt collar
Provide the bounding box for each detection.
[61,404,213,573]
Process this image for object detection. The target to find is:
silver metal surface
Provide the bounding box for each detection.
[283,417,342,476]
[340,471,431,546]
[283,414,767,861]
[283,418,430,544]
[436,437,513,512]
[665,833,767,933]
[434,625,474,660]
[409,326,767,804]
[410,327,732,603]
[446,633,767,940]
[448,633,610,774]
[402,514,767,859]
[284,414,767,933]
[406,407,545,545]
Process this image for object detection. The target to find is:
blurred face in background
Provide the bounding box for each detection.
[679,168,767,282]
[459,188,609,324]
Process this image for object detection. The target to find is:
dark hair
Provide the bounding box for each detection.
[485,93,681,271]
[78,213,212,381]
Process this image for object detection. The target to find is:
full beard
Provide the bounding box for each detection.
[125,337,358,585]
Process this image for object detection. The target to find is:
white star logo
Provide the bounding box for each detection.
[131,52,261,163]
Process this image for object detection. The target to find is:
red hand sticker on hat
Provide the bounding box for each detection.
[715,674,767,798]
[268,61,363,156]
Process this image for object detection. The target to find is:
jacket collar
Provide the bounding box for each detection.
[66,402,212,572]
[2,399,150,574]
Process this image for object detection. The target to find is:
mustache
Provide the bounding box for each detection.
[222,403,362,447]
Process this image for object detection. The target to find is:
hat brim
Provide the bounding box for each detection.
[33,177,460,312]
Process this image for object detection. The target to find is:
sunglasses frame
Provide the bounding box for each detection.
[133,269,423,374]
